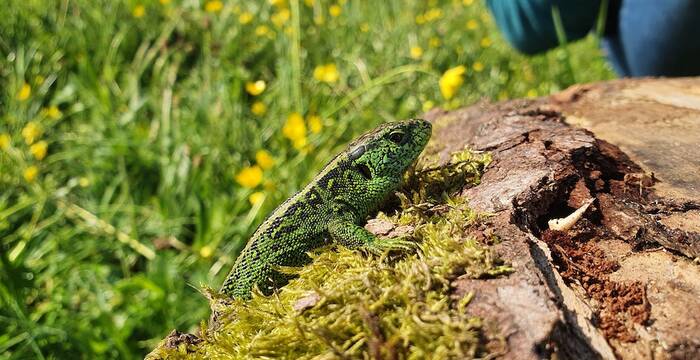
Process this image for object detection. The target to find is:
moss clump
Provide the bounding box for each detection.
[148,150,511,359]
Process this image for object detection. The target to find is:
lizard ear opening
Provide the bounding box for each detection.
[357,163,372,180]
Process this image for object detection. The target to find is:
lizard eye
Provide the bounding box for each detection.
[357,164,372,180]
[388,131,405,144]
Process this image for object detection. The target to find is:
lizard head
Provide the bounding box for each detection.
[345,118,432,184]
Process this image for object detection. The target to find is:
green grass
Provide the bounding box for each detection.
[0,0,613,358]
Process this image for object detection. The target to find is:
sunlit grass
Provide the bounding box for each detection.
[0,0,613,358]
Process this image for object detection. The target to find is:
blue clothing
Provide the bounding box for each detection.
[486,0,700,77]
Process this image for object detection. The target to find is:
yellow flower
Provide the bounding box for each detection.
[307,115,322,134]
[422,100,435,112]
[30,141,48,160]
[17,83,31,101]
[527,89,538,98]
[159,0,171,4]
[23,166,39,182]
[329,4,342,17]
[239,11,253,24]
[282,112,307,141]
[251,101,266,116]
[292,136,308,150]
[245,80,266,96]
[271,8,290,27]
[480,37,492,48]
[313,64,340,83]
[0,133,10,150]
[410,46,423,60]
[199,245,213,258]
[269,0,287,8]
[463,0,474,5]
[424,8,442,21]
[42,105,63,120]
[79,177,91,187]
[21,121,42,145]
[248,191,266,205]
[466,19,478,30]
[439,65,466,100]
[359,22,369,32]
[255,150,275,169]
[132,4,145,18]
[205,0,223,13]
[235,165,263,188]
[255,25,270,36]
[429,37,441,48]
[473,61,484,72]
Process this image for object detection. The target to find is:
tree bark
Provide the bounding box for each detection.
[426,77,700,359]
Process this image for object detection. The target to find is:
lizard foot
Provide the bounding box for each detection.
[365,237,417,255]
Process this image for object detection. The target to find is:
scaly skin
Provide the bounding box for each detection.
[220,119,432,299]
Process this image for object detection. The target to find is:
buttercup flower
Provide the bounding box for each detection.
[251,101,266,116]
[410,46,423,60]
[245,80,266,96]
[480,37,492,48]
[23,166,39,182]
[271,8,290,27]
[44,105,62,120]
[269,0,287,8]
[248,191,266,205]
[466,19,478,30]
[439,65,466,100]
[132,4,145,18]
[292,136,307,151]
[473,61,484,72]
[313,64,340,83]
[307,115,322,134]
[30,141,48,160]
[21,121,42,145]
[199,245,213,258]
[329,4,342,17]
[282,112,307,142]
[205,1,223,13]
[17,83,31,101]
[255,25,270,36]
[0,133,10,150]
[239,11,253,24]
[255,150,275,169]
[235,165,263,188]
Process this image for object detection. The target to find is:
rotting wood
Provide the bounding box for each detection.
[426,78,700,359]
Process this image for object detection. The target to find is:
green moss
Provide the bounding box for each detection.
[148,150,511,359]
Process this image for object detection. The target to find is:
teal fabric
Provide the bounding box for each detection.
[486,0,601,54]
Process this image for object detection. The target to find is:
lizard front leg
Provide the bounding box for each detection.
[327,217,415,254]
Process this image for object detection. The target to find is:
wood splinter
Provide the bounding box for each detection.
[548,198,595,232]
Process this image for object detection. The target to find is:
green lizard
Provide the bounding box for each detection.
[220,119,432,299]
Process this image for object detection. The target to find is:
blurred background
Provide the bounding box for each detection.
[0,0,613,358]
